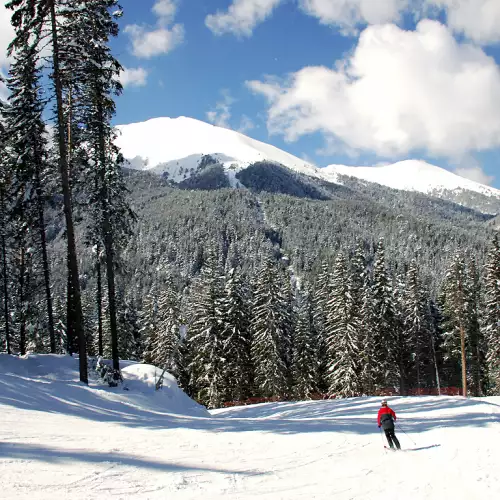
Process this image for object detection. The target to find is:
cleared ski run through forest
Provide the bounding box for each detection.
[1,355,499,499]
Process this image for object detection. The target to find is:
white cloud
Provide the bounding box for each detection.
[298,0,410,33]
[425,0,500,45]
[247,20,500,159]
[153,0,178,24]
[125,0,184,58]
[207,90,235,129]
[455,166,494,186]
[238,115,255,133]
[125,24,184,59]
[205,0,282,37]
[120,67,148,88]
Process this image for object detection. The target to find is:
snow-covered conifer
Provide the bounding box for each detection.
[484,235,500,393]
[326,253,361,397]
[251,259,290,398]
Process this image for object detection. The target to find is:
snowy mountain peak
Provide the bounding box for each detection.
[115,117,499,213]
[322,160,500,199]
[115,116,319,182]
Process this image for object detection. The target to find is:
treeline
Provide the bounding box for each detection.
[140,236,499,408]
[0,0,132,382]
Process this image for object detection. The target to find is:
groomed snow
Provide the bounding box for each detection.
[2,355,500,499]
[323,160,500,199]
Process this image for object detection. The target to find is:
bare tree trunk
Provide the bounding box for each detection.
[104,224,119,370]
[0,189,10,354]
[460,323,467,397]
[19,245,26,355]
[34,148,56,353]
[47,0,87,383]
[96,250,103,356]
[430,330,441,395]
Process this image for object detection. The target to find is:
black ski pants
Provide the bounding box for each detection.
[384,428,401,449]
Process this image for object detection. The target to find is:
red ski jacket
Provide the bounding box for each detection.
[377,406,396,427]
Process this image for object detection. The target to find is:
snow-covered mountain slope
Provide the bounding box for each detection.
[2,355,500,500]
[323,160,500,200]
[115,116,320,183]
[115,117,499,213]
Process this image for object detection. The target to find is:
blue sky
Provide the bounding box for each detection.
[1,0,499,188]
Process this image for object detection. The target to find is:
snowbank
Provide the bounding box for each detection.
[0,353,209,420]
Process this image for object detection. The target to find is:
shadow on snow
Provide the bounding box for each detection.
[1,372,499,436]
[0,442,265,476]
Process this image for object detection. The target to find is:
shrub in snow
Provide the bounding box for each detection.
[95,356,123,387]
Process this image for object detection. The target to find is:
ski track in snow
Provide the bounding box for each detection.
[1,355,500,499]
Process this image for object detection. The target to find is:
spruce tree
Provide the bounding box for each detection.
[0,99,12,354]
[292,288,317,399]
[144,277,182,376]
[4,30,56,353]
[326,253,361,397]
[187,255,225,408]
[312,260,332,393]
[402,260,432,392]
[221,267,252,401]
[251,259,290,398]
[484,235,500,394]
[371,238,398,390]
[442,252,470,396]
[70,0,134,370]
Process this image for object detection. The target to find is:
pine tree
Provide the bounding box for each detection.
[359,273,376,394]
[187,255,225,408]
[311,260,331,393]
[292,288,317,399]
[0,98,12,354]
[442,252,470,396]
[466,258,485,396]
[67,0,134,370]
[326,253,361,397]
[251,259,290,398]
[402,260,432,392]
[4,29,56,353]
[144,277,182,376]
[221,267,252,401]
[371,238,398,390]
[484,235,500,394]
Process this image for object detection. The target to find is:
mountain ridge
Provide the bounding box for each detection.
[115,116,500,214]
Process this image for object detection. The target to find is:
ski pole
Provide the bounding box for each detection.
[379,427,386,451]
[397,422,416,445]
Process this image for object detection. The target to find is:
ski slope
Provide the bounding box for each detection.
[1,355,500,499]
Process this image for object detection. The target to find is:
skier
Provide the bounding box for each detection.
[377,399,401,450]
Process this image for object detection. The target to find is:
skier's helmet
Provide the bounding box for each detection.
[381,399,388,406]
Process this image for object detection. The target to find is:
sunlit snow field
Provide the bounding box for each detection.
[1,354,499,499]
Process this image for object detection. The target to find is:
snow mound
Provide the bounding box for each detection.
[0,353,209,420]
[323,159,500,199]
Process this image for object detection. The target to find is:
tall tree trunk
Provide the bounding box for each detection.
[96,251,103,357]
[430,330,441,395]
[47,0,87,383]
[33,149,56,353]
[460,322,467,397]
[104,223,119,370]
[19,245,26,355]
[1,189,11,354]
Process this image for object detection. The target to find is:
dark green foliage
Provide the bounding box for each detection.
[179,164,231,190]
[236,162,329,200]
[251,259,290,398]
